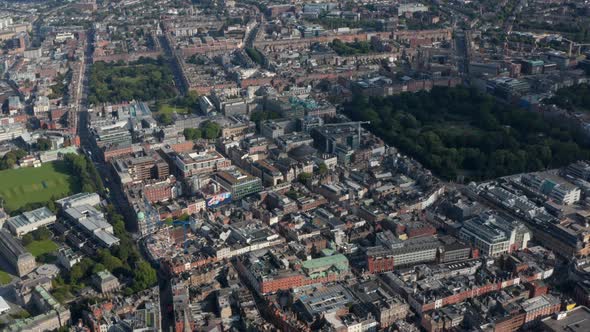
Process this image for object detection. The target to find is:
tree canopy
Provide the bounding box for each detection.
[245,47,264,65]
[0,149,27,170]
[88,57,176,104]
[543,83,590,112]
[63,154,104,194]
[343,86,590,181]
[330,39,375,56]
[183,121,221,140]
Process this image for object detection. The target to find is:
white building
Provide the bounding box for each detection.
[460,212,531,257]
[397,3,429,16]
[5,207,56,237]
[56,192,101,209]
[521,173,581,205]
[64,205,120,247]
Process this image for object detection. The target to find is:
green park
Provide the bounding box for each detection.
[0,161,79,213]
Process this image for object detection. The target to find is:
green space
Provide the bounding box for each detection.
[344,86,590,181]
[158,103,190,115]
[0,148,27,170]
[62,153,105,195]
[0,161,79,213]
[25,239,59,257]
[88,57,176,105]
[154,92,200,124]
[0,269,12,285]
[245,47,264,65]
[183,121,222,140]
[330,39,376,56]
[544,83,590,112]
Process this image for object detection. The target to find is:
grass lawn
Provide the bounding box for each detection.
[158,103,190,115]
[0,160,79,212]
[0,269,12,285]
[26,239,59,257]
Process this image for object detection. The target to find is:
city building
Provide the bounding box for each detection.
[521,294,561,325]
[541,306,590,332]
[171,148,231,178]
[460,212,531,257]
[93,270,121,294]
[365,236,442,273]
[5,207,56,237]
[56,247,82,270]
[64,205,120,247]
[520,173,581,205]
[350,279,410,329]
[55,192,101,209]
[214,167,262,199]
[0,229,36,276]
[112,151,170,184]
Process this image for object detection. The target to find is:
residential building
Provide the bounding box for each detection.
[521,294,561,324]
[350,279,410,328]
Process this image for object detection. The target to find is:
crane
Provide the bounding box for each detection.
[561,38,590,57]
[158,218,193,254]
[323,121,371,140]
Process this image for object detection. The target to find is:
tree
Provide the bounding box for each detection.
[342,85,590,181]
[131,261,157,292]
[160,113,174,125]
[183,128,202,140]
[285,190,298,200]
[88,58,176,104]
[92,263,107,274]
[298,172,312,184]
[37,138,52,151]
[201,121,221,139]
[63,153,104,195]
[22,234,34,246]
[245,47,264,65]
[98,249,124,272]
[32,227,52,241]
[318,163,328,175]
[0,149,27,170]
[69,258,91,284]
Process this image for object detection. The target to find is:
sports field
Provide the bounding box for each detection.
[0,160,79,212]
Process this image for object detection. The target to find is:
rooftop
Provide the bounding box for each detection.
[541,306,590,332]
[6,207,55,229]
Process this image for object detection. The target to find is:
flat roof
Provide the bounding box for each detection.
[7,207,55,229]
[541,306,590,332]
[95,230,120,247]
[301,254,348,271]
